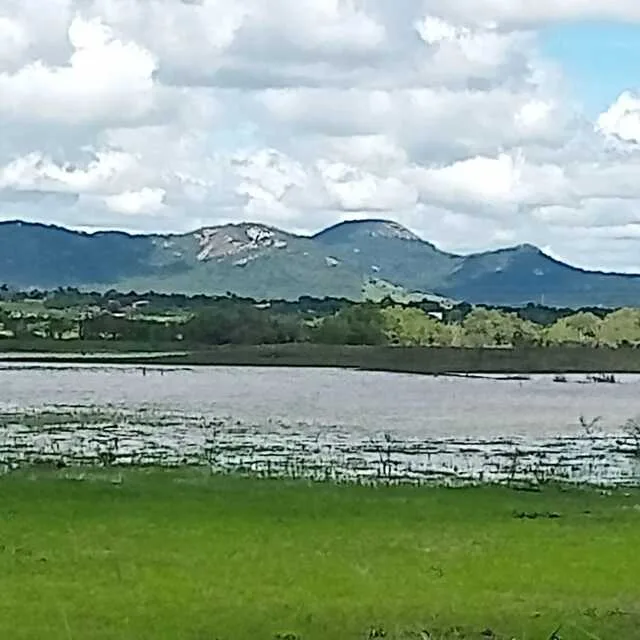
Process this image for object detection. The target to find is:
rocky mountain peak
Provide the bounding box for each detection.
[194,223,289,263]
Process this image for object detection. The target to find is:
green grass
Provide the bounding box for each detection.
[0,469,639,639]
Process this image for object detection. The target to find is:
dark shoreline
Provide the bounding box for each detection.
[1,341,640,374]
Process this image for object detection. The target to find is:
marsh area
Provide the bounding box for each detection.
[1,363,638,486]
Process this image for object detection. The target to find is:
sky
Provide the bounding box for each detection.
[2,2,640,272]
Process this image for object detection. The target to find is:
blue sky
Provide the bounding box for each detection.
[541,22,640,116]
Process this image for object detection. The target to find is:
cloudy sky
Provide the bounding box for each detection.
[2,1,640,271]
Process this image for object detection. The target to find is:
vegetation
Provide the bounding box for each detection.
[0,468,637,640]
[4,288,640,351]
[7,344,632,375]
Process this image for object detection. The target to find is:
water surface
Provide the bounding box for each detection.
[0,364,638,485]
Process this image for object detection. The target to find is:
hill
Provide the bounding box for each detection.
[1,218,640,307]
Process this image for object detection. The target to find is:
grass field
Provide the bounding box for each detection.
[0,469,639,639]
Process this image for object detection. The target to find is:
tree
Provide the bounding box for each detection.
[444,302,473,324]
[462,308,510,347]
[598,308,640,347]
[381,306,451,346]
[544,312,602,346]
[3,316,28,339]
[48,316,75,340]
[518,303,569,326]
[81,314,125,340]
[512,317,542,347]
[460,307,541,348]
[183,305,304,345]
[311,304,387,345]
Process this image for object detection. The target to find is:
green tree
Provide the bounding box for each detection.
[462,308,509,347]
[512,317,542,347]
[461,308,540,348]
[598,308,640,347]
[82,314,125,340]
[183,305,304,345]
[381,306,451,346]
[48,316,76,340]
[311,304,387,345]
[544,312,602,346]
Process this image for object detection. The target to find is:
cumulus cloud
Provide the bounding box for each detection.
[431,0,640,27]
[0,150,141,194]
[1,0,640,271]
[0,16,29,68]
[103,187,166,215]
[597,92,640,143]
[0,16,160,125]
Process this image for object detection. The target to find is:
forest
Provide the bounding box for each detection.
[0,286,639,348]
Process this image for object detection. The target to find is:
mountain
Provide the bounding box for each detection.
[0,221,157,288]
[313,219,460,293]
[1,218,640,307]
[0,220,365,300]
[440,244,640,307]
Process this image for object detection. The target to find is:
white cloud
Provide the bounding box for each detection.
[257,0,387,55]
[104,187,166,215]
[0,16,29,68]
[431,0,640,27]
[415,16,530,79]
[406,152,576,214]
[0,150,141,194]
[85,0,246,80]
[410,154,523,210]
[597,91,640,143]
[318,160,417,212]
[232,148,308,223]
[0,16,160,125]
[1,0,640,271]
[258,87,570,164]
[315,135,408,174]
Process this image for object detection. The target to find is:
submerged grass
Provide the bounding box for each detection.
[0,407,163,430]
[0,409,116,429]
[0,468,639,639]
[5,343,640,374]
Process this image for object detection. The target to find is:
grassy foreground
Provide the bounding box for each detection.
[0,469,639,640]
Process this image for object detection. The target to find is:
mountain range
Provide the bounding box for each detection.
[1,218,640,308]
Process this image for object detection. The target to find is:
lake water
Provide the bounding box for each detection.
[0,364,638,485]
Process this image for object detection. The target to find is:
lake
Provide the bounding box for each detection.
[0,363,638,485]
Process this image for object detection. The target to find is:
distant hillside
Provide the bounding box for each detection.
[1,218,640,307]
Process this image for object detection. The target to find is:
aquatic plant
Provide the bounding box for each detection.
[96,437,119,467]
[586,373,617,384]
[1,404,639,487]
[623,418,640,459]
[579,415,602,436]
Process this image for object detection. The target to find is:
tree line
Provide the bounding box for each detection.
[2,288,640,348]
[305,305,640,348]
